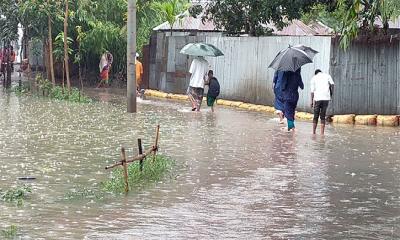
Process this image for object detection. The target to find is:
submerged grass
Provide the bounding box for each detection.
[1,225,18,239]
[101,155,175,193]
[64,187,105,201]
[0,185,31,206]
[12,75,92,103]
[65,155,175,200]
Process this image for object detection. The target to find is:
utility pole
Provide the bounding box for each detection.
[127,0,137,113]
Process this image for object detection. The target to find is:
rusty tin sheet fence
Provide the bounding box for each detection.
[105,125,160,193]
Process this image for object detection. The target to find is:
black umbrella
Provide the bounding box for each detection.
[293,44,319,59]
[268,45,318,72]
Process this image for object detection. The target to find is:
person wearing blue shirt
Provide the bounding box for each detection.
[282,68,304,131]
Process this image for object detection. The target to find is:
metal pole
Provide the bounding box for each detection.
[127,0,137,113]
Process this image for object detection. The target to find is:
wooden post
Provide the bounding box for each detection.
[121,147,129,193]
[138,138,143,171]
[152,125,160,162]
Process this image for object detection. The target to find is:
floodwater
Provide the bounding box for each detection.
[0,87,399,239]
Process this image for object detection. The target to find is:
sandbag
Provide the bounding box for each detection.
[296,112,314,121]
[354,115,377,125]
[238,103,253,110]
[259,106,275,113]
[216,99,229,106]
[377,115,399,127]
[332,114,355,124]
[247,104,262,111]
[230,101,244,107]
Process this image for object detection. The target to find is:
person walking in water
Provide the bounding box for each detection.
[97,51,113,88]
[273,70,285,124]
[205,70,220,112]
[310,69,334,135]
[188,56,209,111]
[282,68,304,131]
[135,53,143,93]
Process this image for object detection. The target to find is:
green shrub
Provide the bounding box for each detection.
[65,155,175,200]
[17,75,92,103]
[1,225,18,239]
[0,185,32,206]
[101,155,175,193]
[12,84,30,95]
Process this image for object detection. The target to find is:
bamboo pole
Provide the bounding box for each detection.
[121,147,129,193]
[138,139,143,171]
[105,145,157,170]
[152,125,160,162]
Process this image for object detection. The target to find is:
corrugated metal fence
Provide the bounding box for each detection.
[330,40,400,115]
[149,34,400,114]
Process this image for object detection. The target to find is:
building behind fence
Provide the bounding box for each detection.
[149,33,400,115]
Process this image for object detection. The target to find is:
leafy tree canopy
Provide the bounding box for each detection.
[0,0,19,44]
[199,0,331,36]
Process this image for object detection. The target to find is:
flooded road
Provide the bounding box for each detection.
[0,88,399,239]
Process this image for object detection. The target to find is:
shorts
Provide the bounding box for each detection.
[313,100,329,124]
[207,95,216,107]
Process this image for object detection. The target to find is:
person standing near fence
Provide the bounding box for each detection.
[310,69,334,135]
[273,70,285,124]
[205,70,220,112]
[135,53,143,92]
[282,69,304,131]
[187,56,209,111]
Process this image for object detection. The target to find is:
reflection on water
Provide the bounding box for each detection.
[0,88,399,239]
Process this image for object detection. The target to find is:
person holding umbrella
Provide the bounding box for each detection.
[187,56,209,111]
[180,43,224,111]
[269,45,318,131]
[282,69,304,131]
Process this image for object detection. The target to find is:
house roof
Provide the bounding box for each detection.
[153,13,219,32]
[153,3,333,36]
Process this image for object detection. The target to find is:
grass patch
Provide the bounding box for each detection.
[102,155,175,193]
[11,84,30,95]
[1,225,18,239]
[65,155,175,200]
[0,185,32,206]
[64,187,104,201]
[13,74,92,103]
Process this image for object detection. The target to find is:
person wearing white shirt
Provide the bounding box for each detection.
[310,69,334,135]
[187,56,209,111]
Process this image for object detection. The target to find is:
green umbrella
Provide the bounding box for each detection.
[180,43,224,57]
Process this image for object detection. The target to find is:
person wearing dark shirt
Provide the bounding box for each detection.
[205,70,220,112]
[282,68,304,131]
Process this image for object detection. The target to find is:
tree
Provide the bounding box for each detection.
[0,0,19,87]
[64,0,71,90]
[152,0,190,35]
[200,0,329,36]
[336,0,400,49]
[0,0,19,44]
[47,0,56,86]
[19,0,63,85]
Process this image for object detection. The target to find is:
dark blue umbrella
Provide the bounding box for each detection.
[268,45,318,72]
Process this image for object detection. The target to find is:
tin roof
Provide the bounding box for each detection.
[153,6,333,36]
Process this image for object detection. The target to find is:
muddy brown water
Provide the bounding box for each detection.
[0,88,399,239]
